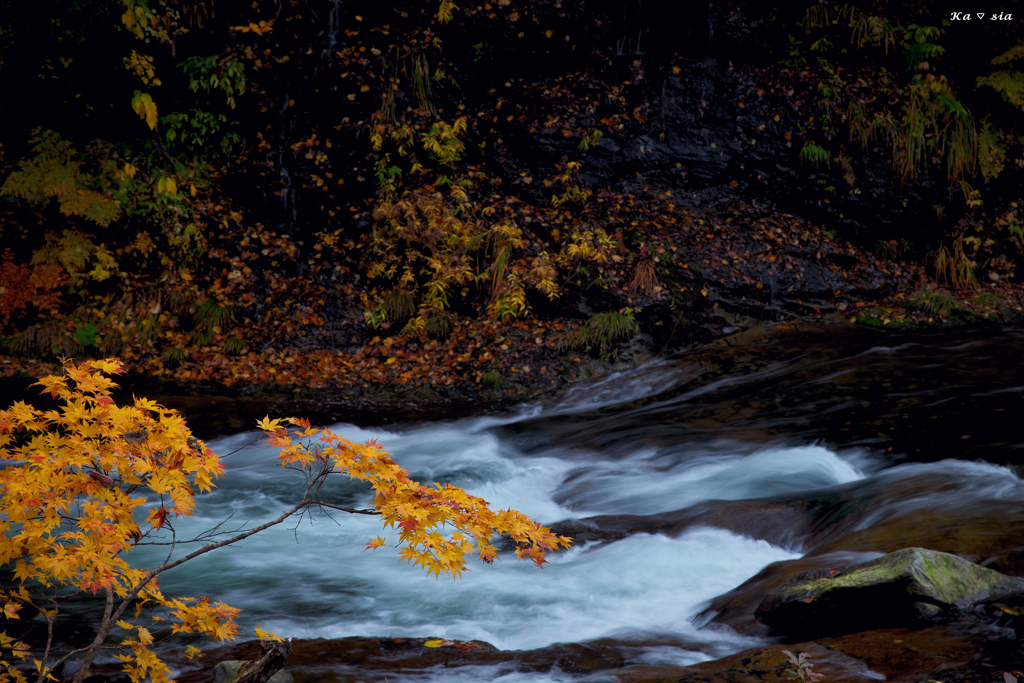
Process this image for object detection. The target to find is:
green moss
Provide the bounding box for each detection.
[776,548,1016,607]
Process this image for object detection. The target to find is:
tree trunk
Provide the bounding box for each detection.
[235,639,293,683]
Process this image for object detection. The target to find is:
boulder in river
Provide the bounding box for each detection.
[754,547,1024,638]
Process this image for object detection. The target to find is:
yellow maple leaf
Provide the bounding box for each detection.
[254,623,283,642]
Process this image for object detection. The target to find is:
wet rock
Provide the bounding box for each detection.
[695,551,882,637]
[605,617,1024,683]
[176,636,654,683]
[811,621,1022,683]
[754,547,1024,638]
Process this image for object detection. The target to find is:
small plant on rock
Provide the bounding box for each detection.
[782,650,824,682]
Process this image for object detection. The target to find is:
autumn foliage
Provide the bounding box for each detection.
[0,359,570,683]
[0,252,66,330]
[260,416,572,576]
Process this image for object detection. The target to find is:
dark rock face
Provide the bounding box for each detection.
[753,547,1024,639]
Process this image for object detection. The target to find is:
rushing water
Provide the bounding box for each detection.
[120,325,1024,681]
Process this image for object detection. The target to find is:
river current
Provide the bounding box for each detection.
[123,324,1024,682]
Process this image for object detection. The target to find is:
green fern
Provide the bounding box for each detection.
[978,43,1024,112]
[978,122,1007,181]
[1,129,122,226]
[799,142,831,168]
[977,70,1024,112]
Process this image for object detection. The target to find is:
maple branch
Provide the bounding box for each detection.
[73,500,311,683]
[148,501,309,581]
[47,643,128,676]
[135,512,250,546]
[161,523,178,570]
[305,501,377,516]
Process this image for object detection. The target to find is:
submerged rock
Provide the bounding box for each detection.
[754,547,1024,638]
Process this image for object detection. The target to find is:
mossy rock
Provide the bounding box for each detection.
[754,547,1024,638]
[211,661,294,683]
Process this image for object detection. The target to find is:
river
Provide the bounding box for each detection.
[122,323,1024,682]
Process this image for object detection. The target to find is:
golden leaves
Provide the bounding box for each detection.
[256,416,283,431]
[257,422,572,580]
[124,51,161,87]
[230,20,274,36]
[435,0,458,24]
[155,176,178,197]
[131,91,159,131]
[0,358,224,605]
[365,536,388,551]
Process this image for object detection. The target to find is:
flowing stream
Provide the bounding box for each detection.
[121,325,1024,682]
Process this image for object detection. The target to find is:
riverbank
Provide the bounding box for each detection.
[4,304,1023,441]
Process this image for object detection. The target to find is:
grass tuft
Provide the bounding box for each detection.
[382,289,416,321]
[555,309,640,356]
[424,310,456,339]
[223,337,247,355]
[162,346,186,366]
